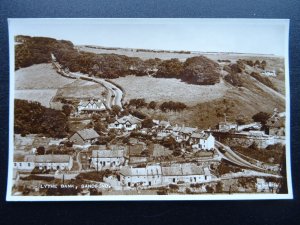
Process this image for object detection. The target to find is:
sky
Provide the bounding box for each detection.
[8,18,289,56]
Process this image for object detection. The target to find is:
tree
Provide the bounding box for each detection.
[182,56,220,85]
[111,105,121,116]
[156,58,183,78]
[215,182,223,193]
[148,101,157,110]
[62,104,72,116]
[14,99,68,138]
[252,112,270,126]
[36,146,45,155]
[142,118,153,128]
[94,121,106,134]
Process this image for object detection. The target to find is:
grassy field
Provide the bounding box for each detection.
[15,89,58,107]
[15,63,74,107]
[14,63,107,106]
[112,75,229,106]
[79,45,285,63]
[55,79,106,100]
[15,63,73,89]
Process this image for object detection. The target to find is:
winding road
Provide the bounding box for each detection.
[215,141,270,173]
[51,54,124,110]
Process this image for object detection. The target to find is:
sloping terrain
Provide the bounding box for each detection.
[15,63,74,107]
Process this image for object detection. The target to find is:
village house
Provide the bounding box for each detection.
[120,164,162,187]
[13,154,73,171]
[108,115,142,131]
[256,178,279,193]
[77,99,107,114]
[161,164,212,184]
[13,154,35,171]
[178,126,198,140]
[158,120,171,130]
[261,70,276,77]
[266,109,285,136]
[91,149,125,170]
[189,131,215,150]
[218,122,238,132]
[69,128,100,145]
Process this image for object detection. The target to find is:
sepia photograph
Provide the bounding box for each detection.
[6,18,292,200]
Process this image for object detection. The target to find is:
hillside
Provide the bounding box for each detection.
[15,35,222,85]
[14,35,286,128]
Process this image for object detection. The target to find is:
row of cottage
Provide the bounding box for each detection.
[13,150,213,188]
[13,154,73,171]
[119,163,212,187]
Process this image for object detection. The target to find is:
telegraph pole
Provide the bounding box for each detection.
[96,151,99,174]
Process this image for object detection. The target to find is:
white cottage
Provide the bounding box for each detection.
[13,154,73,171]
[77,99,107,114]
[108,115,142,131]
[161,164,211,184]
[91,149,125,170]
[189,132,215,150]
[120,164,162,187]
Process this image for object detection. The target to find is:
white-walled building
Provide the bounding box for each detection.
[120,164,162,187]
[161,164,211,184]
[13,154,73,171]
[189,132,215,150]
[261,70,276,77]
[91,149,125,170]
[77,99,107,114]
[108,115,141,131]
[218,122,238,132]
[119,163,212,188]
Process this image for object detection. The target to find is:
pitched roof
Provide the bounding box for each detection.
[180,127,198,134]
[76,129,100,140]
[120,166,147,176]
[78,99,105,108]
[92,150,124,158]
[159,120,170,128]
[129,144,145,156]
[152,144,172,157]
[191,132,210,139]
[24,155,71,163]
[162,164,205,176]
[115,115,141,125]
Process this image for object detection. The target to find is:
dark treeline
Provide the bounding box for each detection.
[14,99,68,138]
[127,98,187,112]
[15,35,221,85]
